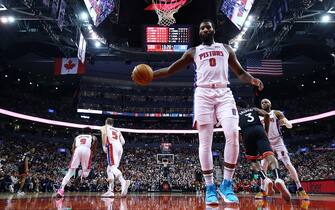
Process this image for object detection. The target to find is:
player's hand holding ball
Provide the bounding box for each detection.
[131,64,153,86]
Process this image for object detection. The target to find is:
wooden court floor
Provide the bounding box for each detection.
[0,192,334,209]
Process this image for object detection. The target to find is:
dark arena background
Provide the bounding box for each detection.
[0,0,335,209]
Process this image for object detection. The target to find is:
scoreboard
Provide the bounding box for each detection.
[145,26,191,53]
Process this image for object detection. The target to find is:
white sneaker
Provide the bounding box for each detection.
[275,178,291,201]
[264,178,275,196]
[121,180,131,197]
[101,190,114,197]
[17,191,25,197]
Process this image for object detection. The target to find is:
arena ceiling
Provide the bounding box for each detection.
[0,0,334,83]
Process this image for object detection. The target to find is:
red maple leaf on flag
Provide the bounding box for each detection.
[64,59,76,70]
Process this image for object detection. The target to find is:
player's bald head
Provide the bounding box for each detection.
[261,98,272,110]
[261,98,271,105]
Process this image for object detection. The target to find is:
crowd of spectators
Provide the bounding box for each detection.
[0,133,334,194]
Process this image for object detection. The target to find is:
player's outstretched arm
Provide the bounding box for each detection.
[71,142,75,155]
[120,133,125,145]
[275,110,293,128]
[225,44,264,91]
[100,126,108,153]
[254,108,270,134]
[153,47,195,79]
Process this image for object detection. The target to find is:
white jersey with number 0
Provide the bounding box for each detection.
[74,134,92,148]
[193,43,230,86]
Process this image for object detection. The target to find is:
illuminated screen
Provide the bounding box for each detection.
[220,0,254,29]
[145,25,191,53]
[83,0,115,26]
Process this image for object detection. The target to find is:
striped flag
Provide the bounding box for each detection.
[246,58,283,76]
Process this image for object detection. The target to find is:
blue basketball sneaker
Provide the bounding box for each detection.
[205,184,219,205]
[218,179,239,203]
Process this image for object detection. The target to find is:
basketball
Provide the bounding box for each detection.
[132,64,153,86]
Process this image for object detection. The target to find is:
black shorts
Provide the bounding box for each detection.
[241,125,274,160]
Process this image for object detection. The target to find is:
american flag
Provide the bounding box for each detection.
[246,58,283,76]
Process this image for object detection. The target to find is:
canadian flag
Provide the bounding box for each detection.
[54,58,86,75]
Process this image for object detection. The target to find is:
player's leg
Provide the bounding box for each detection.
[102,144,116,197]
[218,117,239,203]
[101,165,115,197]
[17,174,27,196]
[80,148,92,179]
[197,123,218,205]
[215,95,239,203]
[243,127,273,199]
[57,149,80,197]
[258,135,290,201]
[276,146,309,199]
[110,145,130,196]
[57,168,76,196]
[194,89,218,205]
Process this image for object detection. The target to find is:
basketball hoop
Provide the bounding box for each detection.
[151,0,190,26]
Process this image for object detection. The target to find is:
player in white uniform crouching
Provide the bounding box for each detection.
[151,19,264,204]
[101,118,130,197]
[260,98,309,200]
[56,127,97,197]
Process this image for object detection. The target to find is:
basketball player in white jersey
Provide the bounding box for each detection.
[56,127,97,197]
[147,20,264,204]
[260,98,309,199]
[101,118,130,197]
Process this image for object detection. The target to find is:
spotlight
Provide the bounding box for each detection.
[244,20,251,27]
[321,15,331,22]
[91,32,99,39]
[95,41,101,48]
[80,12,88,21]
[1,16,8,23]
[236,34,243,41]
[247,15,254,21]
[7,16,15,23]
[301,84,304,87]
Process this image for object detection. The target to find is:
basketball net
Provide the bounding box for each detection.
[152,0,187,26]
